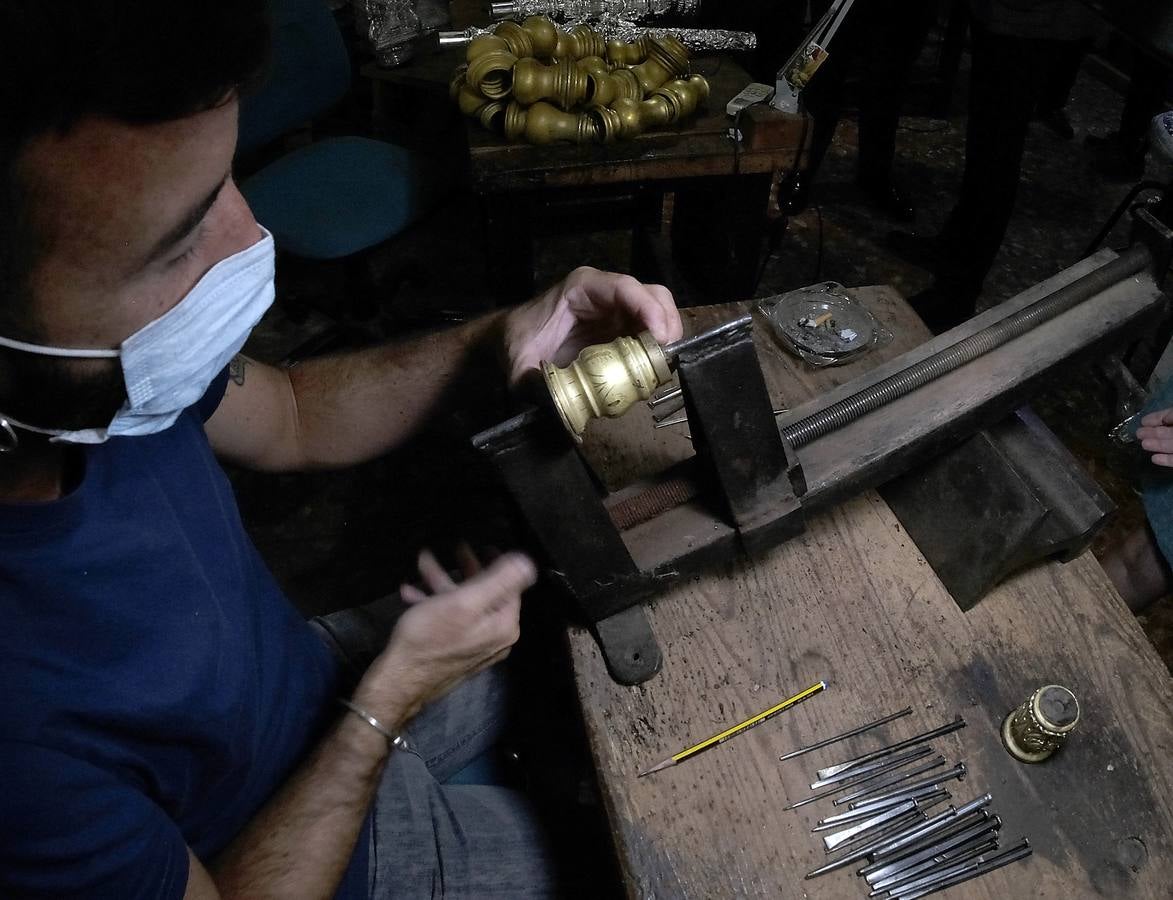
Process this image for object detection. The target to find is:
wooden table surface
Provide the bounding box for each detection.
[567,288,1173,898]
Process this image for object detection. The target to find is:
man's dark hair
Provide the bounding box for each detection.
[0,0,271,338]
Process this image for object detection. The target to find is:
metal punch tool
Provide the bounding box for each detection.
[833,755,946,806]
[787,747,935,810]
[862,816,1001,881]
[780,707,913,761]
[816,786,948,830]
[816,717,966,781]
[848,762,966,811]
[867,794,993,863]
[867,826,998,886]
[868,839,999,895]
[896,840,1031,899]
[823,800,921,852]
[804,812,935,879]
[809,745,935,791]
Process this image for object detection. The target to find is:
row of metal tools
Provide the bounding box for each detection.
[783,708,1033,897]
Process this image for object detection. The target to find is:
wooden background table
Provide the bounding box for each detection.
[567,288,1173,898]
[364,43,808,302]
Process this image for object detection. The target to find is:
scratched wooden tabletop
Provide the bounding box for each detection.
[567,287,1173,899]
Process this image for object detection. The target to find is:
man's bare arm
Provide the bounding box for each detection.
[185,713,391,900]
[205,268,681,473]
[205,311,507,472]
[182,552,535,900]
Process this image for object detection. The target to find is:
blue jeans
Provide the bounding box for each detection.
[311,604,559,898]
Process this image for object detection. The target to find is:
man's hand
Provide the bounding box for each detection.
[1137,409,1173,467]
[503,267,684,385]
[353,548,537,726]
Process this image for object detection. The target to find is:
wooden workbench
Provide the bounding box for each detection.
[568,288,1173,898]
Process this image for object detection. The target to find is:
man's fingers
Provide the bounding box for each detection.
[458,552,537,615]
[1136,425,1173,441]
[567,270,682,344]
[1141,436,1173,455]
[1154,453,1173,467]
[455,542,483,579]
[646,283,684,343]
[1141,408,1173,428]
[418,549,457,593]
[400,583,429,604]
[600,275,682,345]
[483,552,537,600]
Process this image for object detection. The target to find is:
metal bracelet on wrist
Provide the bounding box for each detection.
[338,698,410,752]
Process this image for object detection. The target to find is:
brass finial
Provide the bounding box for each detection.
[1001,684,1081,763]
[541,331,673,440]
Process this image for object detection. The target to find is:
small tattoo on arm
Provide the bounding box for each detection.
[228,355,250,386]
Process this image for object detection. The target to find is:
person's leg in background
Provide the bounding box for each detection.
[1102,521,1173,614]
[1034,36,1091,140]
[854,0,937,222]
[1087,53,1168,181]
[902,21,1062,332]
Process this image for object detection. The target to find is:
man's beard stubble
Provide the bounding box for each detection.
[0,348,126,432]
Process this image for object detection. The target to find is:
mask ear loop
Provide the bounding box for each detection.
[0,417,18,453]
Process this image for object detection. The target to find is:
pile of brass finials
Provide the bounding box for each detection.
[450,15,710,145]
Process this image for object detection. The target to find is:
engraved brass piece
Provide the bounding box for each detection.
[541,331,672,439]
[1001,684,1080,763]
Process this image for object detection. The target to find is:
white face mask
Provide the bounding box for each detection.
[0,228,275,445]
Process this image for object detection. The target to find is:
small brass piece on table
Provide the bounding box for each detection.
[541,331,672,440]
[1001,684,1080,763]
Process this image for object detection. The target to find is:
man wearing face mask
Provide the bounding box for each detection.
[0,3,683,898]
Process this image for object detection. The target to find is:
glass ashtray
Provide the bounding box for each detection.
[758,282,887,366]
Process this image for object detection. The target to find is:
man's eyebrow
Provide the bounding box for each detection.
[143,174,229,265]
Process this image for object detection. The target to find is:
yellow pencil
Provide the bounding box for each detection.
[639,680,827,777]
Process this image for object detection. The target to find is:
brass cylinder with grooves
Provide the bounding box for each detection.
[541,331,672,440]
[504,101,599,144]
[512,57,590,109]
[1001,684,1081,763]
[466,49,517,99]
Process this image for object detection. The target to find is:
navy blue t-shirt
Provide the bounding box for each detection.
[0,373,370,898]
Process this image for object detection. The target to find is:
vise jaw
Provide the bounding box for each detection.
[473,316,805,684]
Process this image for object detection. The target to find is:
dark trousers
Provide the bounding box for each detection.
[1036,37,1091,114]
[937,20,1065,290]
[803,0,936,183]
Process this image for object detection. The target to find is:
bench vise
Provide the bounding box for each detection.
[474,210,1173,685]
